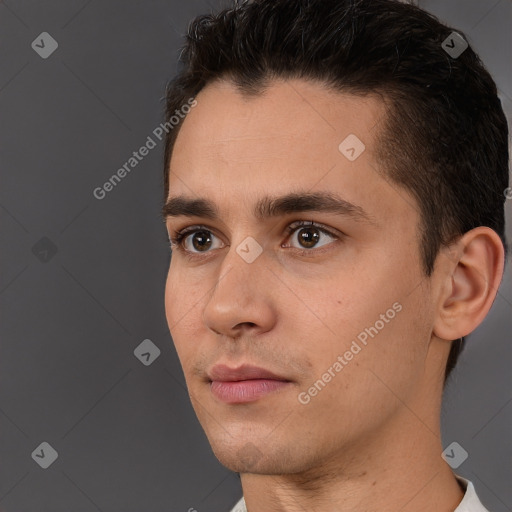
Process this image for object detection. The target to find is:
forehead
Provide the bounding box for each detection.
[171,78,385,164]
[167,78,416,227]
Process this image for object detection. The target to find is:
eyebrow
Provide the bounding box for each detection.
[162,191,377,226]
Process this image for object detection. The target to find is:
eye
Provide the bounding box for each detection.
[169,226,224,254]
[283,220,339,251]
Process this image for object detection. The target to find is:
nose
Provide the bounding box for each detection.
[202,243,277,339]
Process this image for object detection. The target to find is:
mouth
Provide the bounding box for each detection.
[209,379,292,403]
[207,363,292,404]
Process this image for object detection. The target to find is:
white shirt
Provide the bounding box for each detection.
[228,474,490,512]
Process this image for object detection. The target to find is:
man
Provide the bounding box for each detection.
[161,0,509,510]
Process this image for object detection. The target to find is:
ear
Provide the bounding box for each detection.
[433,227,505,341]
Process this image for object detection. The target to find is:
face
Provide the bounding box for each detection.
[164,78,437,475]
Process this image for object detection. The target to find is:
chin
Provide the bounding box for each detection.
[209,436,310,475]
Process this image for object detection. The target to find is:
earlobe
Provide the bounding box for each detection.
[433,227,505,341]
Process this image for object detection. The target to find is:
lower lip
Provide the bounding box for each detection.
[210,379,291,403]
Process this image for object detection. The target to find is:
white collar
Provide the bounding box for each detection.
[229,474,490,512]
[453,474,490,512]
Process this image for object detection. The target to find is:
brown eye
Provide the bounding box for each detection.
[286,222,337,251]
[171,226,224,254]
[190,230,213,252]
[297,227,320,248]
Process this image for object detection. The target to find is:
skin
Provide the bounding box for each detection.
[163,78,504,512]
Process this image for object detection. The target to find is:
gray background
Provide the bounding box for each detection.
[0,1,510,511]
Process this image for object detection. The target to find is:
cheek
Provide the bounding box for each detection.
[292,256,424,384]
[164,266,178,327]
[164,262,210,363]
[293,305,420,438]
[164,264,195,355]
[164,260,199,327]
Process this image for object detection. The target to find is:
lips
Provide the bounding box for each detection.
[207,363,290,382]
[206,364,291,404]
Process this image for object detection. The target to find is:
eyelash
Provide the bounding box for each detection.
[168,220,341,259]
